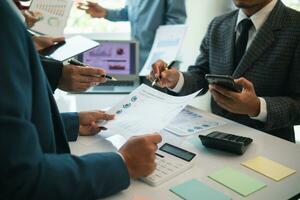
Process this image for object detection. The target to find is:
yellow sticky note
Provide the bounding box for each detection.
[242,156,296,181]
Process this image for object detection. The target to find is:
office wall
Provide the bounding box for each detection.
[180,0,232,110]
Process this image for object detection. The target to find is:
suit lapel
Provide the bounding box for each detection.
[232,1,285,78]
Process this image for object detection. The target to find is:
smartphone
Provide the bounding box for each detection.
[205,74,243,92]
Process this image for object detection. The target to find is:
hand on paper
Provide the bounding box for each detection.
[119,133,162,179]
[32,36,65,51]
[77,1,107,18]
[78,111,115,136]
[209,77,260,117]
[58,64,107,92]
[148,59,180,89]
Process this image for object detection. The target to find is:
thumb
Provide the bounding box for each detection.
[235,77,253,91]
[52,37,65,43]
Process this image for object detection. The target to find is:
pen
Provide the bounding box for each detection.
[152,60,177,86]
[68,58,117,81]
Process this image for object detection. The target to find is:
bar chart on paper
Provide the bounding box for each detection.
[29,0,73,36]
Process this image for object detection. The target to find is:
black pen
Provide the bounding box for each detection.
[68,58,117,81]
[152,60,177,86]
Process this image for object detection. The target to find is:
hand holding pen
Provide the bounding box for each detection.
[149,60,180,88]
[68,58,117,81]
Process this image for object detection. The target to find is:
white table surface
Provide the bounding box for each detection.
[56,92,300,200]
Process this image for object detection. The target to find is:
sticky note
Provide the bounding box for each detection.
[132,196,152,200]
[208,167,266,197]
[170,179,232,200]
[241,156,296,181]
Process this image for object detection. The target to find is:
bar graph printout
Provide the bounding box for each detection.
[100,84,200,147]
[29,0,73,36]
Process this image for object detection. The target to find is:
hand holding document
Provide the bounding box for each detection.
[100,84,201,148]
[139,25,187,76]
[29,0,73,36]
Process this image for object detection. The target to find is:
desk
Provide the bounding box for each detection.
[57,92,300,200]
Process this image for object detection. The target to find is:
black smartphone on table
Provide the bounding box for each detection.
[205,74,243,93]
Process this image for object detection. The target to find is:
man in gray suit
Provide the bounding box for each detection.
[149,0,300,142]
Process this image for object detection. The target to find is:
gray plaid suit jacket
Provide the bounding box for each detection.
[177,1,300,142]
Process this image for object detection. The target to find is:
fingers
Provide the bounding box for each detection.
[151,59,168,79]
[52,37,65,43]
[146,133,162,144]
[235,77,253,90]
[78,66,106,76]
[209,84,239,100]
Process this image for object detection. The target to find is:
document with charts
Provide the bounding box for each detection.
[139,25,187,76]
[100,84,200,147]
[29,0,73,36]
[164,105,227,136]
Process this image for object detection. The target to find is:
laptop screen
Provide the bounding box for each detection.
[78,41,136,75]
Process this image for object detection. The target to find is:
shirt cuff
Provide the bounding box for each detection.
[168,72,184,93]
[250,97,267,122]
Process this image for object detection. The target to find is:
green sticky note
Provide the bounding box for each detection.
[170,179,232,200]
[208,167,266,197]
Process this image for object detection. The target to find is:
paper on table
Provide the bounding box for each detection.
[139,25,187,76]
[208,167,266,197]
[241,156,296,181]
[170,179,232,200]
[164,105,227,136]
[100,84,201,148]
[29,0,73,36]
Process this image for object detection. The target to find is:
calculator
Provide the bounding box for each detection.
[141,143,196,186]
[199,131,253,155]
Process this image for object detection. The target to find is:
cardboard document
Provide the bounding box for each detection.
[208,167,266,197]
[241,156,296,181]
[29,0,73,36]
[170,179,232,200]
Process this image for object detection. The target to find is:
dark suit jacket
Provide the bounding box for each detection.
[0,2,129,199]
[177,1,300,142]
[40,57,79,141]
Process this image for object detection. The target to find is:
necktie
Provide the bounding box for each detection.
[234,18,253,69]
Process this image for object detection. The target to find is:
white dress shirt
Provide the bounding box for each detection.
[170,0,277,122]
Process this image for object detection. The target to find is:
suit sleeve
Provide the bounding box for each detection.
[176,19,216,96]
[0,2,130,199]
[61,112,79,142]
[264,40,300,130]
[41,57,63,93]
[106,5,129,21]
[165,0,187,24]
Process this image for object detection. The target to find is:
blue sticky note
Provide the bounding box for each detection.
[170,179,231,200]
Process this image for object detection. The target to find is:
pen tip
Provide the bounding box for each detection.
[111,77,117,81]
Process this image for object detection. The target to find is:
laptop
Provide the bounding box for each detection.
[77,40,140,94]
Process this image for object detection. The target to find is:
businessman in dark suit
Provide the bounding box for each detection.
[149,0,300,142]
[0,2,162,199]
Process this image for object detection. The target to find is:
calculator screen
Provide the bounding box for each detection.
[159,143,196,162]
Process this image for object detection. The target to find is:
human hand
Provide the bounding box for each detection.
[22,10,43,28]
[119,133,162,179]
[32,36,65,51]
[58,64,107,92]
[209,77,260,117]
[78,111,114,136]
[77,1,107,18]
[147,59,180,89]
